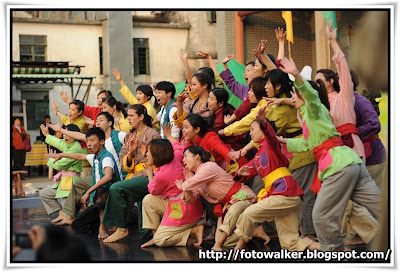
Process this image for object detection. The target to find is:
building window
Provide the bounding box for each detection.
[99,37,103,75]
[21,92,49,130]
[133,38,150,75]
[19,35,47,62]
[207,11,216,23]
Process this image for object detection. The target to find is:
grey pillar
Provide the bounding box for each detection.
[103,11,134,103]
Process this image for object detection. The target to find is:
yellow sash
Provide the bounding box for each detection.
[257,167,291,202]
[124,162,147,180]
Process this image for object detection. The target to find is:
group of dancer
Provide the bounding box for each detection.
[37,21,385,253]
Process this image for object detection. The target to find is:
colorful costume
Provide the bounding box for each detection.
[60,114,88,134]
[286,78,380,251]
[234,119,313,251]
[39,135,86,215]
[142,142,203,247]
[182,161,256,248]
[102,127,161,236]
[119,85,159,131]
[328,50,365,160]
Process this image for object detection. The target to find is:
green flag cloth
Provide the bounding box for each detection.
[322,11,337,30]
[174,59,245,109]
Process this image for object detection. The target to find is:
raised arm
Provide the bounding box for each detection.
[222,54,234,71]
[60,91,72,104]
[112,68,125,88]
[179,50,193,86]
[252,40,277,71]
[275,27,286,60]
[198,50,219,77]
[328,20,354,100]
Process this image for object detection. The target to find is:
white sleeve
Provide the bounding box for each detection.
[86,154,95,167]
[102,157,115,173]
[169,107,181,138]
[118,131,127,144]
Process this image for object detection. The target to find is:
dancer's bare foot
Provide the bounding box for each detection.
[103,228,128,243]
[344,235,366,246]
[190,225,204,247]
[51,211,65,224]
[204,226,216,241]
[141,238,155,248]
[55,215,74,226]
[307,241,321,251]
[252,225,270,245]
[108,226,117,233]
[98,225,109,240]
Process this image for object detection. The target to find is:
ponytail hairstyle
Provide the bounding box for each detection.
[148,139,174,167]
[184,145,211,163]
[184,113,210,138]
[96,111,114,128]
[210,88,235,116]
[265,69,293,98]
[102,96,127,118]
[128,104,153,129]
[249,76,268,101]
[316,69,341,93]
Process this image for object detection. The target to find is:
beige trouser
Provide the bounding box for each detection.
[235,195,313,251]
[341,161,386,243]
[142,194,197,247]
[215,200,253,248]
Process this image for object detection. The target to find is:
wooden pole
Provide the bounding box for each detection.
[288,40,291,59]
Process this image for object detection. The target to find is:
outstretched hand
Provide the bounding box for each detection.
[52,101,59,114]
[179,49,188,61]
[60,91,71,104]
[222,54,234,64]
[326,19,337,41]
[176,91,188,104]
[264,97,283,106]
[275,27,286,43]
[279,57,299,76]
[112,69,122,81]
[138,140,147,157]
[47,150,62,163]
[161,122,175,143]
[40,124,49,137]
[47,120,62,132]
[238,165,253,176]
[198,50,211,60]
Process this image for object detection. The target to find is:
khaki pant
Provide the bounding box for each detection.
[341,161,386,243]
[62,176,92,217]
[39,186,66,215]
[215,200,253,248]
[235,195,312,251]
[142,194,196,247]
[142,194,168,230]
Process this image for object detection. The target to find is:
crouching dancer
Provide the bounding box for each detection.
[234,105,320,252]
[140,135,204,248]
[48,127,120,239]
